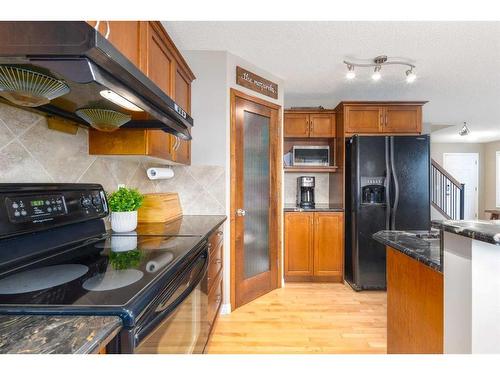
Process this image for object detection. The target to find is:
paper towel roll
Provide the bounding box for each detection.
[147,167,174,180]
[146,252,175,273]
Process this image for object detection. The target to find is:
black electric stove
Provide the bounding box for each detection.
[0,184,210,353]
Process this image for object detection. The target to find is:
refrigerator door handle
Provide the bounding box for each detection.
[389,137,400,230]
[385,137,391,230]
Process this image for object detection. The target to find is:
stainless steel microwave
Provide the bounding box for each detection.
[292,145,330,166]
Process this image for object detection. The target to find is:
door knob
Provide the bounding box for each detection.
[236,208,246,216]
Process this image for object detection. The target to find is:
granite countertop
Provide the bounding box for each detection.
[284,204,344,212]
[373,230,442,272]
[432,219,500,245]
[0,315,121,354]
[133,215,227,237]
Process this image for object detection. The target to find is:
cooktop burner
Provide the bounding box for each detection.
[83,269,144,292]
[0,234,203,307]
[0,264,89,294]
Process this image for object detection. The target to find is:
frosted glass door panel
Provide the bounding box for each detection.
[243,111,270,279]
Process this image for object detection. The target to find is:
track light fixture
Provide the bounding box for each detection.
[459,122,470,136]
[372,66,382,81]
[343,55,416,83]
[346,65,356,80]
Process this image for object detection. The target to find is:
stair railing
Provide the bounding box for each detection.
[431,159,465,220]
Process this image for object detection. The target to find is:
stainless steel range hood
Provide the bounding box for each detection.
[0,21,193,140]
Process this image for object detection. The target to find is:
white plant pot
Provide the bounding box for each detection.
[111,211,138,233]
[110,233,138,252]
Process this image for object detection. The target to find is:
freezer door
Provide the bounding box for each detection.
[345,136,389,290]
[390,135,431,231]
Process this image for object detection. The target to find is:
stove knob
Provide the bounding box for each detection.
[81,197,92,208]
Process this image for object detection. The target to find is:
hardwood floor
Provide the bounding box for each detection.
[206,283,387,354]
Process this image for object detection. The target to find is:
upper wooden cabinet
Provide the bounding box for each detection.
[87,21,195,165]
[284,211,343,282]
[284,111,336,138]
[335,102,426,136]
[87,21,141,67]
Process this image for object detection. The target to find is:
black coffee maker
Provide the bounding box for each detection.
[297,176,315,209]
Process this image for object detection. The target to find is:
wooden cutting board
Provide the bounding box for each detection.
[137,193,182,223]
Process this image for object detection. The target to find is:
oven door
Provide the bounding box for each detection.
[134,249,209,354]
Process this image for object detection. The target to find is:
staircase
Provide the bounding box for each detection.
[431,159,465,220]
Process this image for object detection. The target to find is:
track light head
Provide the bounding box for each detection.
[459,122,470,136]
[405,69,417,83]
[346,65,356,80]
[372,66,382,81]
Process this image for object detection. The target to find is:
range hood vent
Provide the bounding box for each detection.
[0,21,193,140]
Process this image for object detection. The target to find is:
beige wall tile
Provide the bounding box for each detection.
[19,122,95,183]
[0,103,41,136]
[0,103,226,215]
[0,140,53,182]
[0,120,14,148]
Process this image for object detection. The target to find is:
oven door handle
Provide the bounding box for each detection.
[134,250,208,344]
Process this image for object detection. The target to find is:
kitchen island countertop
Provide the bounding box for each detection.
[0,315,121,354]
[432,219,500,245]
[373,230,442,272]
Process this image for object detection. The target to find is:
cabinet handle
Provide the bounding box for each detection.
[380,114,384,126]
[104,21,110,39]
[215,259,222,265]
[385,114,388,126]
[216,230,223,237]
[208,243,213,250]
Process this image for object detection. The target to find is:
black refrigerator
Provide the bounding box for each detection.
[344,135,431,291]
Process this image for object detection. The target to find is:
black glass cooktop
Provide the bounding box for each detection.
[0,234,203,307]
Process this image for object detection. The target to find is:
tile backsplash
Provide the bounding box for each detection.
[284,172,330,205]
[0,103,225,215]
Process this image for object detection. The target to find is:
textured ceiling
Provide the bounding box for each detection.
[164,21,500,143]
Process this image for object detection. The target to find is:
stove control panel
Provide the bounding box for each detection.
[0,184,109,239]
[5,195,68,223]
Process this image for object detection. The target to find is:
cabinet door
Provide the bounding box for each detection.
[284,113,310,137]
[383,105,422,133]
[172,65,192,165]
[313,212,343,279]
[87,21,142,67]
[284,212,314,277]
[310,113,336,137]
[144,22,176,160]
[345,106,384,134]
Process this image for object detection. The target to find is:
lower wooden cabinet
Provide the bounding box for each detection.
[284,212,343,282]
[386,247,443,354]
[207,226,224,340]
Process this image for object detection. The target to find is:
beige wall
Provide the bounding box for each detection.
[483,141,500,212]
[431,142,487,218]
[0,102,225,215]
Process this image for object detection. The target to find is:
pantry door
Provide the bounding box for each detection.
[230,89,281,309]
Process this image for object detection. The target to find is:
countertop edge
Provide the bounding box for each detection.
[373,232,442,273]
[432,220,500,246]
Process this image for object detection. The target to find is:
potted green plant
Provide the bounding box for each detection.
[107,187,144,233]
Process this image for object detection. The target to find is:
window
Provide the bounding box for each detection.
[496,151,500,207]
